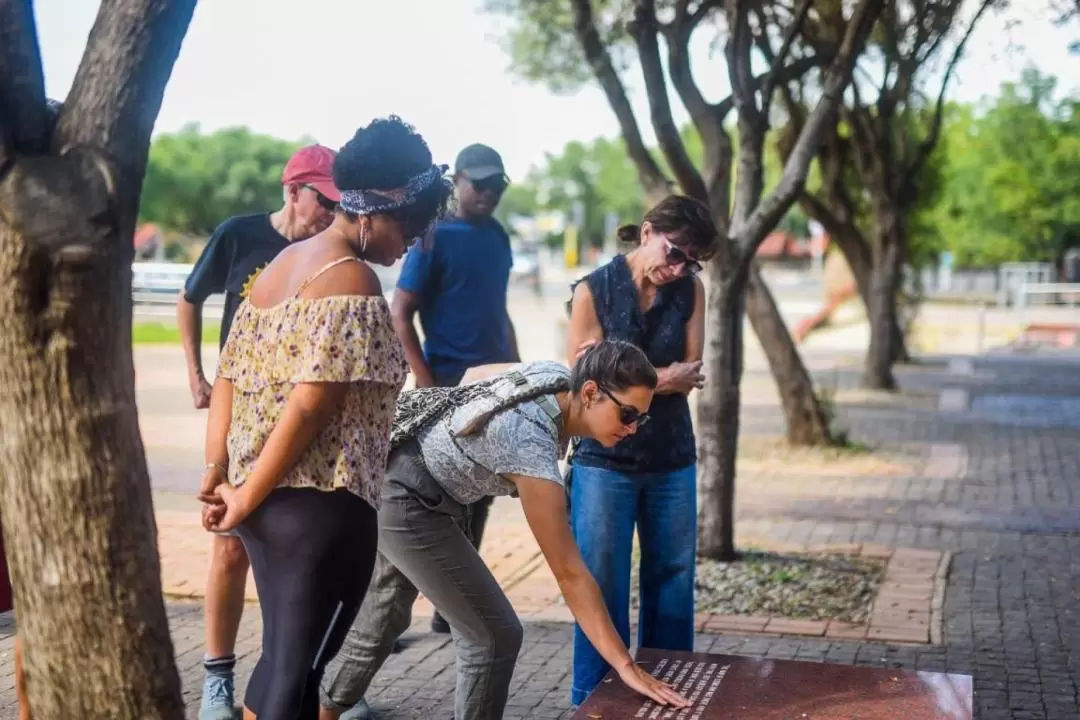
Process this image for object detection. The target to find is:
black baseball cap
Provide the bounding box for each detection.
[454,143,506,180]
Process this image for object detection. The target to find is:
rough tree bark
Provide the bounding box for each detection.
[745,265,831,443]
[863,202,906,389]
[694,273,742,559]
[0,0,195,715]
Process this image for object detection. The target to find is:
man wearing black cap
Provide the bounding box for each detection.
[392,143,519,635]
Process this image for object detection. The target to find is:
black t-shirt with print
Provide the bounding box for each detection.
[183,213,290,348]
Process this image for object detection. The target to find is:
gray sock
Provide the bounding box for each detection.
[204,654,236,681]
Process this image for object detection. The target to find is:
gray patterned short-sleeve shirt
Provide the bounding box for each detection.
[415,368,570,505]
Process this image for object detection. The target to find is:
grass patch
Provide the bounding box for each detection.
[133,322,219,345]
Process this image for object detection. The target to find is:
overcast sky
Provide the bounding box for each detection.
[34,0,1080,178]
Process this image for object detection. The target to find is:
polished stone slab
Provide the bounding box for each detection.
[572,648,972,719]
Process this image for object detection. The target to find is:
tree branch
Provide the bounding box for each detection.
[727,0,772,230]
[53,0,197,216]
[736,0,882,263]
[666,0,730,211]
[690,0,722,26]
[631,0,708,201]
[759,0,814,121]
[717,53,827,119]
[725,0,760,128]
[0,0,48,161]
[570,0,672,200]
[904,0,995,195]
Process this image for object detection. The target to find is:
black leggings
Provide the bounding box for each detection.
[238,487,378,720]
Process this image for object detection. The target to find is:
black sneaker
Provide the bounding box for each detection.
[430,613,451,634]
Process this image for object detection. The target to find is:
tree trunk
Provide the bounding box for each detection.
[0,0,195,711]
[745,265,833,445]
[0,154,185,716]
[826,222,873,307]
[863,219,904,390]
[813,215,909,365]
[697,273,742,561]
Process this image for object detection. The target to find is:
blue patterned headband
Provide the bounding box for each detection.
[338,164,449,216]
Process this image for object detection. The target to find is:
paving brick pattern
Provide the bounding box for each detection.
[2,351,1080,718]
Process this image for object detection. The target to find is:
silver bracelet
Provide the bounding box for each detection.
[205,462,228,477]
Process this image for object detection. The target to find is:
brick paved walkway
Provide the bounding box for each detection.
[2,340,1080,718]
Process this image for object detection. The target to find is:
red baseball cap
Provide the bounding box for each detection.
[282,144,340,203]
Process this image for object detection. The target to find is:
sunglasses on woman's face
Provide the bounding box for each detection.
[600,387,650,428]
[304,185,338,212]
[469,175,509,195]
[662,237,703,275]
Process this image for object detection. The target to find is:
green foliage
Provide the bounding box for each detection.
[510,123,809,250]
[901,108,951,270]
[139,124,308,236]
[927,69,1080,267]
[505,136,647,249]
[494,182,541,231]
[481,0,633,93]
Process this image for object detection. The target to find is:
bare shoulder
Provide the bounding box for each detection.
[690,274,705,299]
[303,258,383,299]
[571,279,594,305]
[569,280,597,317]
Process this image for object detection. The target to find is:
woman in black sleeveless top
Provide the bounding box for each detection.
[564,195,719,705]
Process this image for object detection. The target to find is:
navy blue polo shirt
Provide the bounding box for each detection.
[397,217,516,384]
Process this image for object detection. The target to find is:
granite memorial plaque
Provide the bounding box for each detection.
[571,649,972,719]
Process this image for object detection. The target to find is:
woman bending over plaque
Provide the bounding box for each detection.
[318,341,691,720]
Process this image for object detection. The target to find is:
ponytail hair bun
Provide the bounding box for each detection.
[616,223,642,245]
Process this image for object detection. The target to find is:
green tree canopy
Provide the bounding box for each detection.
[929,69,1080,266]
[139,124,308,236]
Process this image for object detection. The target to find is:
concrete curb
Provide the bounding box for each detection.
[930,550,953,646]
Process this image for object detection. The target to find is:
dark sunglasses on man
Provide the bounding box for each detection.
[599,386,650,428]
[304,184,338,212]
[469,174,510,195]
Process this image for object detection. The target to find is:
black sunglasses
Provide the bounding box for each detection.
[664,239,703,275]
[469,175,510,195]
[304,185,338,212]
[599,387,650,428]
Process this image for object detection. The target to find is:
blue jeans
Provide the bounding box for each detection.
[568,463,697,705]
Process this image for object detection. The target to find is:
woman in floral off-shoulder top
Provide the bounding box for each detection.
[199,116,454,720]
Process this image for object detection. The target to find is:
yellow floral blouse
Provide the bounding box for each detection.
[216,295,408,510]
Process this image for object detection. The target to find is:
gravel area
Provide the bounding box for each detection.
[630,550,885,623]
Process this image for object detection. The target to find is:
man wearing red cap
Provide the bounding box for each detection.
[176,144,340,720]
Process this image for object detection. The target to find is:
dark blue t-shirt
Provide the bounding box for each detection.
[571,255,698,473]
[397,217,515,382]
[183,213,290,348]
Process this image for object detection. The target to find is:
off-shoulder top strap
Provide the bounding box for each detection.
[293,256,362,298]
